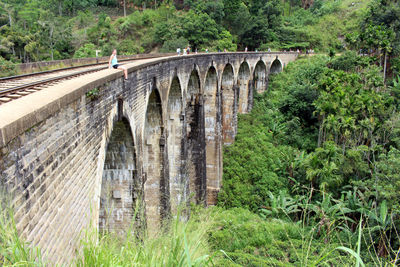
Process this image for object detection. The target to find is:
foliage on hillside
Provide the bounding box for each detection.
[209,207,359,266]
[218,53,400,265]
[218,56,327,210]
[279,0,373,52]
[2,0,396,67]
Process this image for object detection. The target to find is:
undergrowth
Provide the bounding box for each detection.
[217,54,400,266]
[75,208,214,267]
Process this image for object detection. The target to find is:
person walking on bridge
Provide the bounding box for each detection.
[109,49,128,80]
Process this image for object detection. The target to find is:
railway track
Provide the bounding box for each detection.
[0,56,163,105]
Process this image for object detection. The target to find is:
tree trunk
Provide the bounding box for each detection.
[123,0,126,17]
[378,48,382,67]
[59,1,63,16]
[50,26,54,61]
[317,114,325,147]
[8,12,12,27]
[71,0,74,16]
[283,0,285,16]
[383,50,387,83]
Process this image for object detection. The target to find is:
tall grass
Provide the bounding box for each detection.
[1,193,213,266]
[2,189,397,266]
[0,195,43,266]
[76,206,214,266]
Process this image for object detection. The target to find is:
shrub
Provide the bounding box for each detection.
[118,39,143,55]
[209,207,355,266]
[328,51,370,71]
[73,43,98,58]
[160,37,189,53]
[0,56,17,77]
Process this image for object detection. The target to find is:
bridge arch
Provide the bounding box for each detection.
[270,58,283,74]
[99,116,137,234]
[254,60,268,94]
[99,100,139,234]
[237,61,251,114]
[221,63,236,145]
[167,76,184,213]
[203,66,222,204]
[185,68,206,204]
[144,87,166,230]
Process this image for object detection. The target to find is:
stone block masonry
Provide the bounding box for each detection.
[0,52,298,265]
[99,118,138,234]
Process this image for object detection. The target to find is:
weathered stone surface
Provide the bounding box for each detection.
[99,118,138,235]
[0,52,297,265]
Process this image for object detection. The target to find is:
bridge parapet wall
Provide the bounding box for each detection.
[14,53,175,74]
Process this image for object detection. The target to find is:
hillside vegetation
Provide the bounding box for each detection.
[218,53,400,265]
[0,0,376,67]
[4,0,399,78]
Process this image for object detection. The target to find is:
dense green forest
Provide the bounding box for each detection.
[217,54,400,265]
[215,1,400,264]
[1,0,397,67]
[1,0,400,266]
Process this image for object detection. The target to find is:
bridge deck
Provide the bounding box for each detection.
[0,56,172,147]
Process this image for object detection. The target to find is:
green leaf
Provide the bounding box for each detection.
[336,247,365,267]
[380,200,387,224]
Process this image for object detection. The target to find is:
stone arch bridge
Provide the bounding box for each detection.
[0,52,297,263]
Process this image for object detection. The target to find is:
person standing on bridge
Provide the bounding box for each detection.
[109,49,128,80]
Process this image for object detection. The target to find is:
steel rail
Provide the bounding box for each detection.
[0,55,165,104]
[0,56,145,82]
